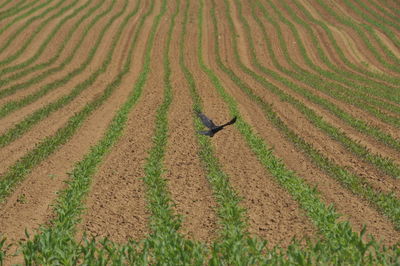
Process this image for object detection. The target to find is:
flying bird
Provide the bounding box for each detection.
[196,111,237,137]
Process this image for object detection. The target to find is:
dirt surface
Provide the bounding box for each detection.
[163,0,219,243]
[79,0,162,242]
[1,0,400,260]
[0,0,148,259]
[197,0,318,247]
[206,0,400,245]
[0,0,133,175]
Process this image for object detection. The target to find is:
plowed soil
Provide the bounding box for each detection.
[0,0,399,261]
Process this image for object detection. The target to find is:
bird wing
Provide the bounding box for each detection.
[197,130,214,137]
[197,112,217,129]
[220,116,237,127]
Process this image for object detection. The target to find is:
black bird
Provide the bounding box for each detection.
[196,111,237,137]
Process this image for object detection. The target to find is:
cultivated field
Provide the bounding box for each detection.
[0,0,399,264]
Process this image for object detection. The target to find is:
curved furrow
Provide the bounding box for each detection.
[337,0,400,67]
[207,0,400,234]
[0,0,52,40]
[162,0,218,243]
[0,0,137,202]
[226,1,400,178]
[0,0,106,83]
[341,0,400,45]
[254,1,400,118]
[200,0,400,262]
[0,0,148,184]
[279,0,400,87]
[0,0,86,70]
[354,0,400,30]
[0,0,114,104]
[0,0,37,24]
[198,0,317,249]
[0,1,116,143]
[0,0,399,264]
[0,0,95,78]
[0,0,17,12]
[313,0,400,72]
[0,0,64,61]
[287,0,400,84]
[367,0,400,22]
[228,0,397,181]
[0,1,150,262]
[0,1,124,154]
[17,1,201,264]
[248,2,400,150]
[249,0,400,141]
[0,1,129,121]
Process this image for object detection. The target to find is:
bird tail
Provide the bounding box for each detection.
[221,116,237,127]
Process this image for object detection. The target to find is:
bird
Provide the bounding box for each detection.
[196,111,237,137]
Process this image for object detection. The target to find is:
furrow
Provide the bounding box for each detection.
[198,1,400,263]
[228,0,400,179]
[163,0,218,243]
[208,0,400,236]
[0,0,96,79]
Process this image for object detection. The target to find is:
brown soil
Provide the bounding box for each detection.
[0,0,399,261]
[0,0,67,62]
[0,0,105,84]
[0,0,48,39]
[4,0,88,68]
[0,2,123,112]
[240,0,400,192]
[195,0,317,247]
[0,0,148,262]
[79,0,162,243]
[0,0,135,176]
[206,0,400,245]
[234,1,400,167]
[297,0,399,74]
[0,0,23,12]
[162,0,219,243]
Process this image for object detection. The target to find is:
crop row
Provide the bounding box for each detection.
[0,0,117,148]
[223,0,400,179]
[0,0,127,118]
[259,0,400,114]
[316,0,400,72]
[0,0,95,80]
[0,0,46,35]
[0,0,65,65]
[252,0,400,151]
[0,0,398,264]
[21,0,174,263]
[215,0,400,226]
[0,0,139,202]
[198,0,399,263]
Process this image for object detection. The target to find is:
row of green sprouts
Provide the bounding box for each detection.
[0,0,399,264]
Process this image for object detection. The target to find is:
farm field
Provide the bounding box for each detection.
[0,0,399,264]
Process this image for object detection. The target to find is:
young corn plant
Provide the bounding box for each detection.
[0,0,107,84]
[254,0,400,127]
[227,0,400,180]
[0,0,120,148]
[0,0,95,78]
[203,0,399,263]
[0,0,126,113]
[20,0,172,263]
[0,0,66,66]
[219,0,400,229]
[0,0,140,202]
